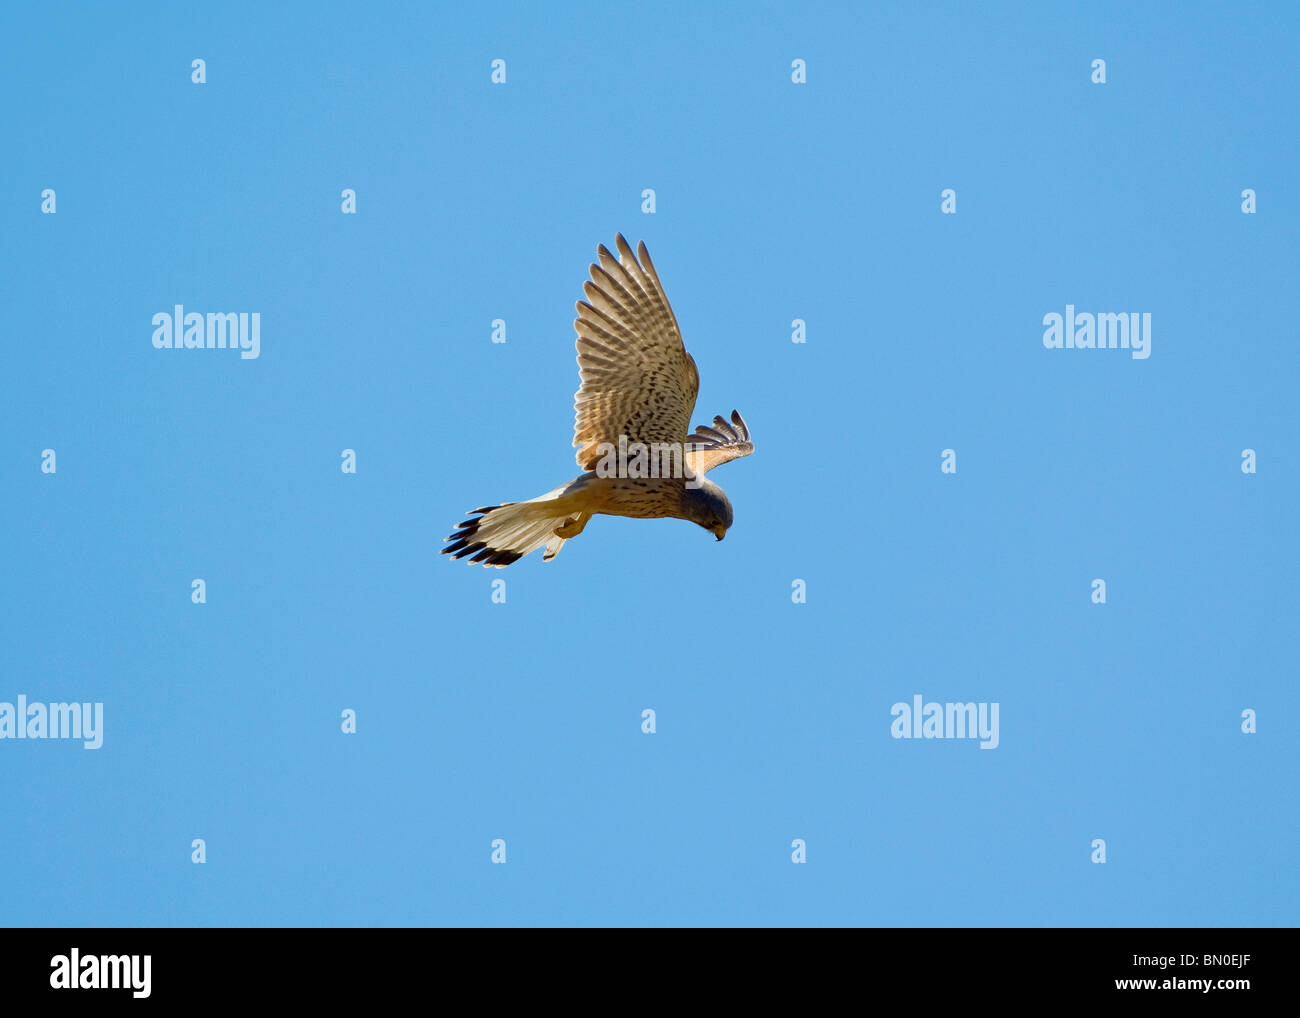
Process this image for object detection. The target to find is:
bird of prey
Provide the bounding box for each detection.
[443,234,754,567]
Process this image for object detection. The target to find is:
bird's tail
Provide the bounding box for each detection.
[441,481,589,567]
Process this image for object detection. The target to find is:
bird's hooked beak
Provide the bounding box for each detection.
[711,525,726,542]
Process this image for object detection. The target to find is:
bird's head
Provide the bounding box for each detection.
[680,477,733,541]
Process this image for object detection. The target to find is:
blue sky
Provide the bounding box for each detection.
[1,1,1295,926]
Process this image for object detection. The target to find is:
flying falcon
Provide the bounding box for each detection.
[442,234,754,567]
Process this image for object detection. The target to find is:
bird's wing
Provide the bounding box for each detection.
[684,410,754,477]
[572,235,700,471]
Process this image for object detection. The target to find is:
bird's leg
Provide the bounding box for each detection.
[554,511,592,539]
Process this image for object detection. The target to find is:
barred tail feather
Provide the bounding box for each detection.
[442,482,588,567]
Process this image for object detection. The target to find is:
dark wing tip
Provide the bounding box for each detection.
[712,415,738,440]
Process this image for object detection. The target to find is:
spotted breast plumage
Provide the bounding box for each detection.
[442,235,754,567]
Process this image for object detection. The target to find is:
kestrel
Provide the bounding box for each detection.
[442,234,754,567]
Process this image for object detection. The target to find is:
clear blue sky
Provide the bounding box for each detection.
[1,1,1295,927]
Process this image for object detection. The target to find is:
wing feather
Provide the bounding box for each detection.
[684,409,755,477]
[572,235,699,471]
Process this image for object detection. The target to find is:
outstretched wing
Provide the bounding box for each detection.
[572,235,700,471]
[684,410,753,477]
